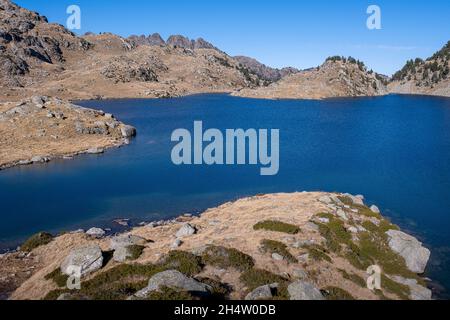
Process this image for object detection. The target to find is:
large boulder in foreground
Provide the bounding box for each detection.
[60,245,103,277]
[134,270,211,298]
[288,281,325,300]
[386,230,430,274]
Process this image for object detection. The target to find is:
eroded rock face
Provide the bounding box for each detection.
[288,281,325,300]
[60,245,103,277]
[386,230,431,274]
[134,270,211,298]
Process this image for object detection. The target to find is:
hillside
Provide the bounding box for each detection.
[234,57,388,100]
[1,192,432,300]
[234,56,299,83]
[389,41,450,97]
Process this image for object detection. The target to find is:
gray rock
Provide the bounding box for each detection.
[386,230,431,273]
[113,245,139,262]
[272,253,284,261]
[317,217,329,224]
[305,222,319,232]
[120,125,137,138]
[391,275,432,300]
[176,224,196,238]
[348,226,358,233]
[86,227,106,238]
[60,245,103,276]
[318,196,333,204]
[342,193,364,206]
[288,281,325,300]
[298,253,309,262]
[31,156,49,163]
[171,239,183,249]
[291,269,308,279]
[370,205,380,214]
[134,270,211,298]
[245,284,274,300]
[110,234,147,250]
[336,209,348,221]
[86,147,104,154]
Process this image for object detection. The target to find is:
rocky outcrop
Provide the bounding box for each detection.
[60,245,103,277]
[128,33,165,47]
[386,230,431,274]
[391,275,432,300]
[134,270,211,298]
[234,57,388,100]
[245,284,276,300]
[234,56,299,83]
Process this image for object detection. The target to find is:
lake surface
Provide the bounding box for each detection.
[1,94,450,298]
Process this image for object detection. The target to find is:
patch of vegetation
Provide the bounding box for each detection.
[162,251,203,276]
[201,246,255,271]
[338,269,366,288]
[322,286,355,300]
[45,268,69,288]
[316,218,352,253]
[381,275,410,300]
[145,286,194,301]
[239,268,288,296]
[21,232,53,252]
[195,277,232,300]
[253,220,300,234]
[260,239,297,263]
[307,245,332,263]
[337,196,381,218]
[316,212,335,220]
[127,245,146,261]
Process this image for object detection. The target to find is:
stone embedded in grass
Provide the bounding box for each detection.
[260,239,297,263]
[253,220,300,234]
[288,281,325,300]
[134,270,212,299]
[176,224,197,238]
[370,205,380,214]
[60,245,103,277]
[245,284,275,300]
[113,245,145,262]
[20,232,53,252]
[110,234,147,250]
[385,230,431,274]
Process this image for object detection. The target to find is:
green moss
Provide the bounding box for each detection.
[381,275,410,300]
[307,245,332,263]
[240,268,287,292]
[253,220,300,234]
[145,286,194,300]
[202,246,255,271]
[45,268,69,288]
[260,239,297,263]
[21,232,53,252]
[127,245,146,261]
[338,269,367,288]
[322,287,355,300]
[162,251,203,276]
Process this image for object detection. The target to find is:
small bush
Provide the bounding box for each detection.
[261,239,297,263]
[145,286,194,300]
[202,246,255,271]
[127,245,146,261]
[322,287,355,300]
[45,268,69,288]
[240,268,287,291]
[162,251,203,276]
[253,220,300,234]
[307,245,332,263]
[21,232,53,252]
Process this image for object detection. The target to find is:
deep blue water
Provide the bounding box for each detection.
[1,94,450,298]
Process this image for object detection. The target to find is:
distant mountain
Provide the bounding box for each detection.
[128,33,219,51]
[389,41,450,97]
[234,56,388,99]
[233,56,299,83]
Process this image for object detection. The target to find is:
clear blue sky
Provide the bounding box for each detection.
[15,0,450,75]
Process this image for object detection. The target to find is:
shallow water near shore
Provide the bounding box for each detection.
[1,94,450,298]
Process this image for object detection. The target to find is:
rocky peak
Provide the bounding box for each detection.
[128,33,165,46]
[234,55,299,83]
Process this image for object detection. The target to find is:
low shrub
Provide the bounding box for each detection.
[253,220,300,234]
[21,232,53,252]
[260,239,297,263]
[202,246,255,271]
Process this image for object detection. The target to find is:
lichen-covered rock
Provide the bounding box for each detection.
[386,230,431,273]
[288,281,325,300]
[245,284,275,300]
[60,245,103,276]
[110,234,147,250]
[134,270,211,298]
[86,227,106,238]
[176,224,196,238]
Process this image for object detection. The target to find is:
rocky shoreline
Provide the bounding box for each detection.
[0,96,137,171]
[0,192,433,301]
